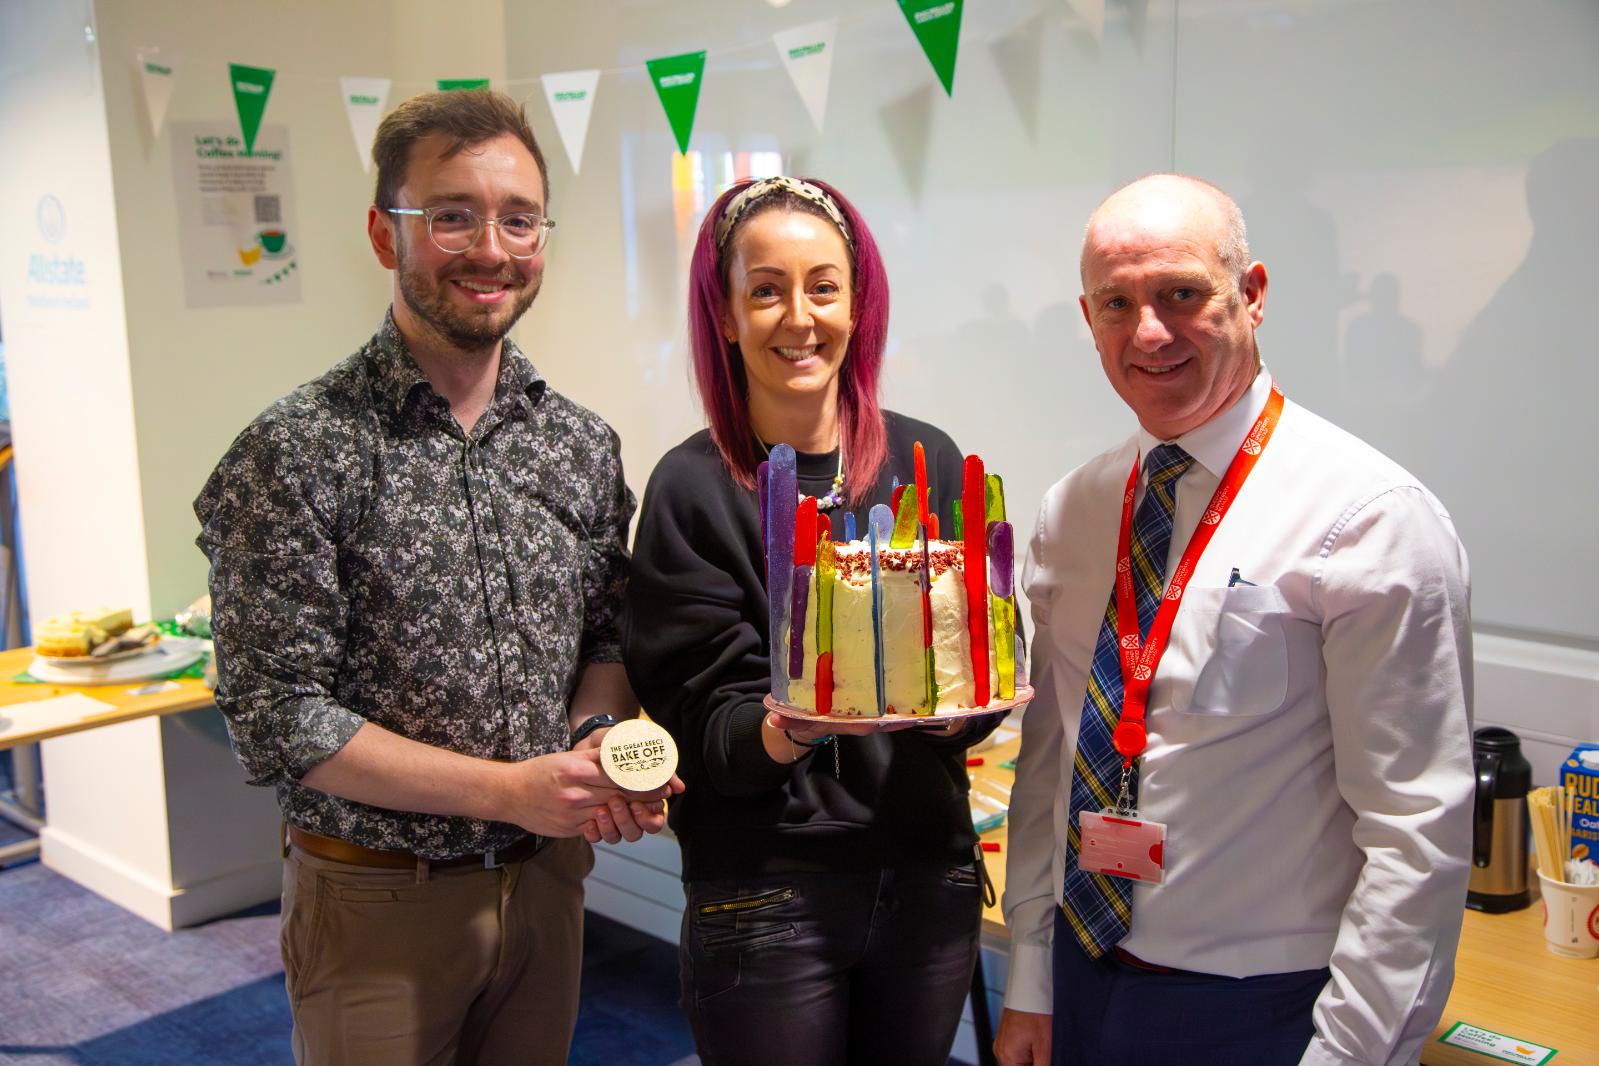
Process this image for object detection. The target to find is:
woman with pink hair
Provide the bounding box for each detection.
[624,177,1001,1064]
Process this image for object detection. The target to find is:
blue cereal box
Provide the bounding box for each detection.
[1561,744,1599,862]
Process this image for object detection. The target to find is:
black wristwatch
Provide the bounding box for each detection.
[571,714,620,746]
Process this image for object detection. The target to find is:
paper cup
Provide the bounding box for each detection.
[1538,870,1599,959]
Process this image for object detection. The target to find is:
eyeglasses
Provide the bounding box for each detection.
[385,205,555,259]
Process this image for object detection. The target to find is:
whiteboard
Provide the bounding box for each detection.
[506,0,1599,644]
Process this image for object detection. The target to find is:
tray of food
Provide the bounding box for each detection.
[29,607,206,684]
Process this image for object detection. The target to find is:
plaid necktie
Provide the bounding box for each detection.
[1060,443,1194,958]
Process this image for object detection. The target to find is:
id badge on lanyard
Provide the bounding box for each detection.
[1077,383,1284,885]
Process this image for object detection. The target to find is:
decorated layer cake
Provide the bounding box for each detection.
[764,443,1024,717]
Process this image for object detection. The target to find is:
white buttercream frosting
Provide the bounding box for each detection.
[784,539,998,716]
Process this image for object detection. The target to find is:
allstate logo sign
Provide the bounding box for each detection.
[36,195,66,244]
[24,193,89,311]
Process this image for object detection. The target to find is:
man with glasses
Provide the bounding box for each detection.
[196,90,680,1065]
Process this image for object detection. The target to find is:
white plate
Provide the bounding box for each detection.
[765,684,1034,727]
[28,638,207,686]
[38,636,163,667]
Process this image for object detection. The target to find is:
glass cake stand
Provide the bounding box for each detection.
[765,684,1034,728]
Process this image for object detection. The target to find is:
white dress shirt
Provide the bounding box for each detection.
[1004,368,1473,1066]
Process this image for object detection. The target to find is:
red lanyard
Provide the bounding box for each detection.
[1111,382,1286,763]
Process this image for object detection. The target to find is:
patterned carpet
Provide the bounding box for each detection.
[0,849,698,1065]
[0,749,968,1065]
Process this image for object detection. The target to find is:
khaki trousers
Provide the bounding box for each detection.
[281,835,593,1066]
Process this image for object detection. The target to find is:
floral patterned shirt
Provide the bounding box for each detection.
[195,311,634,858]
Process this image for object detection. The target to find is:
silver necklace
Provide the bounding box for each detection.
[756,432,846,510]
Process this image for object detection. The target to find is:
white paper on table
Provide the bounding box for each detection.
[0,693,116,744]
[970,722,1022,752]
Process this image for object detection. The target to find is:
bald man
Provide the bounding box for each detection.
[997,175,1473,1065]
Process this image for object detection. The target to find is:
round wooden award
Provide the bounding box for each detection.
[599,719,678,792]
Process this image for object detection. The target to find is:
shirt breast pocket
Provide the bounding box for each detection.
[1171,586,1291,718]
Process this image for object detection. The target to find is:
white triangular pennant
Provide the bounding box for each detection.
[136,52,176,140]
[772,20,837,132]
[1066,0,1106,46]
[340,77,391,174]
[541,69,600,174]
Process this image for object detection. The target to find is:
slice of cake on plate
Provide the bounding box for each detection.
[35,607,135,658]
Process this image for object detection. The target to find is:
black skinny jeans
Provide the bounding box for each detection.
[679,863,984,1066]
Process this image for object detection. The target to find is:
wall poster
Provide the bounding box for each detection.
[170,120,300,308]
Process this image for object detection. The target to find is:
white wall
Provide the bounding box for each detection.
[0,0,521,932]
[4,4,1588,752]
[505,0,1177,538]
[2,0,1592,948]
[91,0,509,619]
[504,0,1599,782]
[0,0,513,625]
[1171,0,1599,645]
[0,0,150,622]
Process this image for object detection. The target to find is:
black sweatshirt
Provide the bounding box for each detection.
[623,411,1008,882]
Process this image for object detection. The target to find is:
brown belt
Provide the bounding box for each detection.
[287,825,545,874]
[1111,946,1187,975]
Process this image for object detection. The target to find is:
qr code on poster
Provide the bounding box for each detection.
[254,195,281,224]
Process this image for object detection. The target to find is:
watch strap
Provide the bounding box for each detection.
[571,713,620,745]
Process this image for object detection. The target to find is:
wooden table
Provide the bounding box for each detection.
[968,733,1597,1066]
[0,645,215,749]
[0,645,216,867]
[0,642,282,928]
[1426,906,1595,1065]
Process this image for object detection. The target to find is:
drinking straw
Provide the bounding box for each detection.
[1529,786,1566,882]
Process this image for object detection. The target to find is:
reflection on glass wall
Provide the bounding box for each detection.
[510,0,1596,641]
[670,149,783,246]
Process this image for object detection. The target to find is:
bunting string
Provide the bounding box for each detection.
[126,1,1102,171]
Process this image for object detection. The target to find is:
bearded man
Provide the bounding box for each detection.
[196,90,680,1066]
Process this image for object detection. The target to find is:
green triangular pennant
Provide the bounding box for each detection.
[229,63,275,154]
[437,78,490,91]
[898,0,963,95]
[645,50,706,155]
